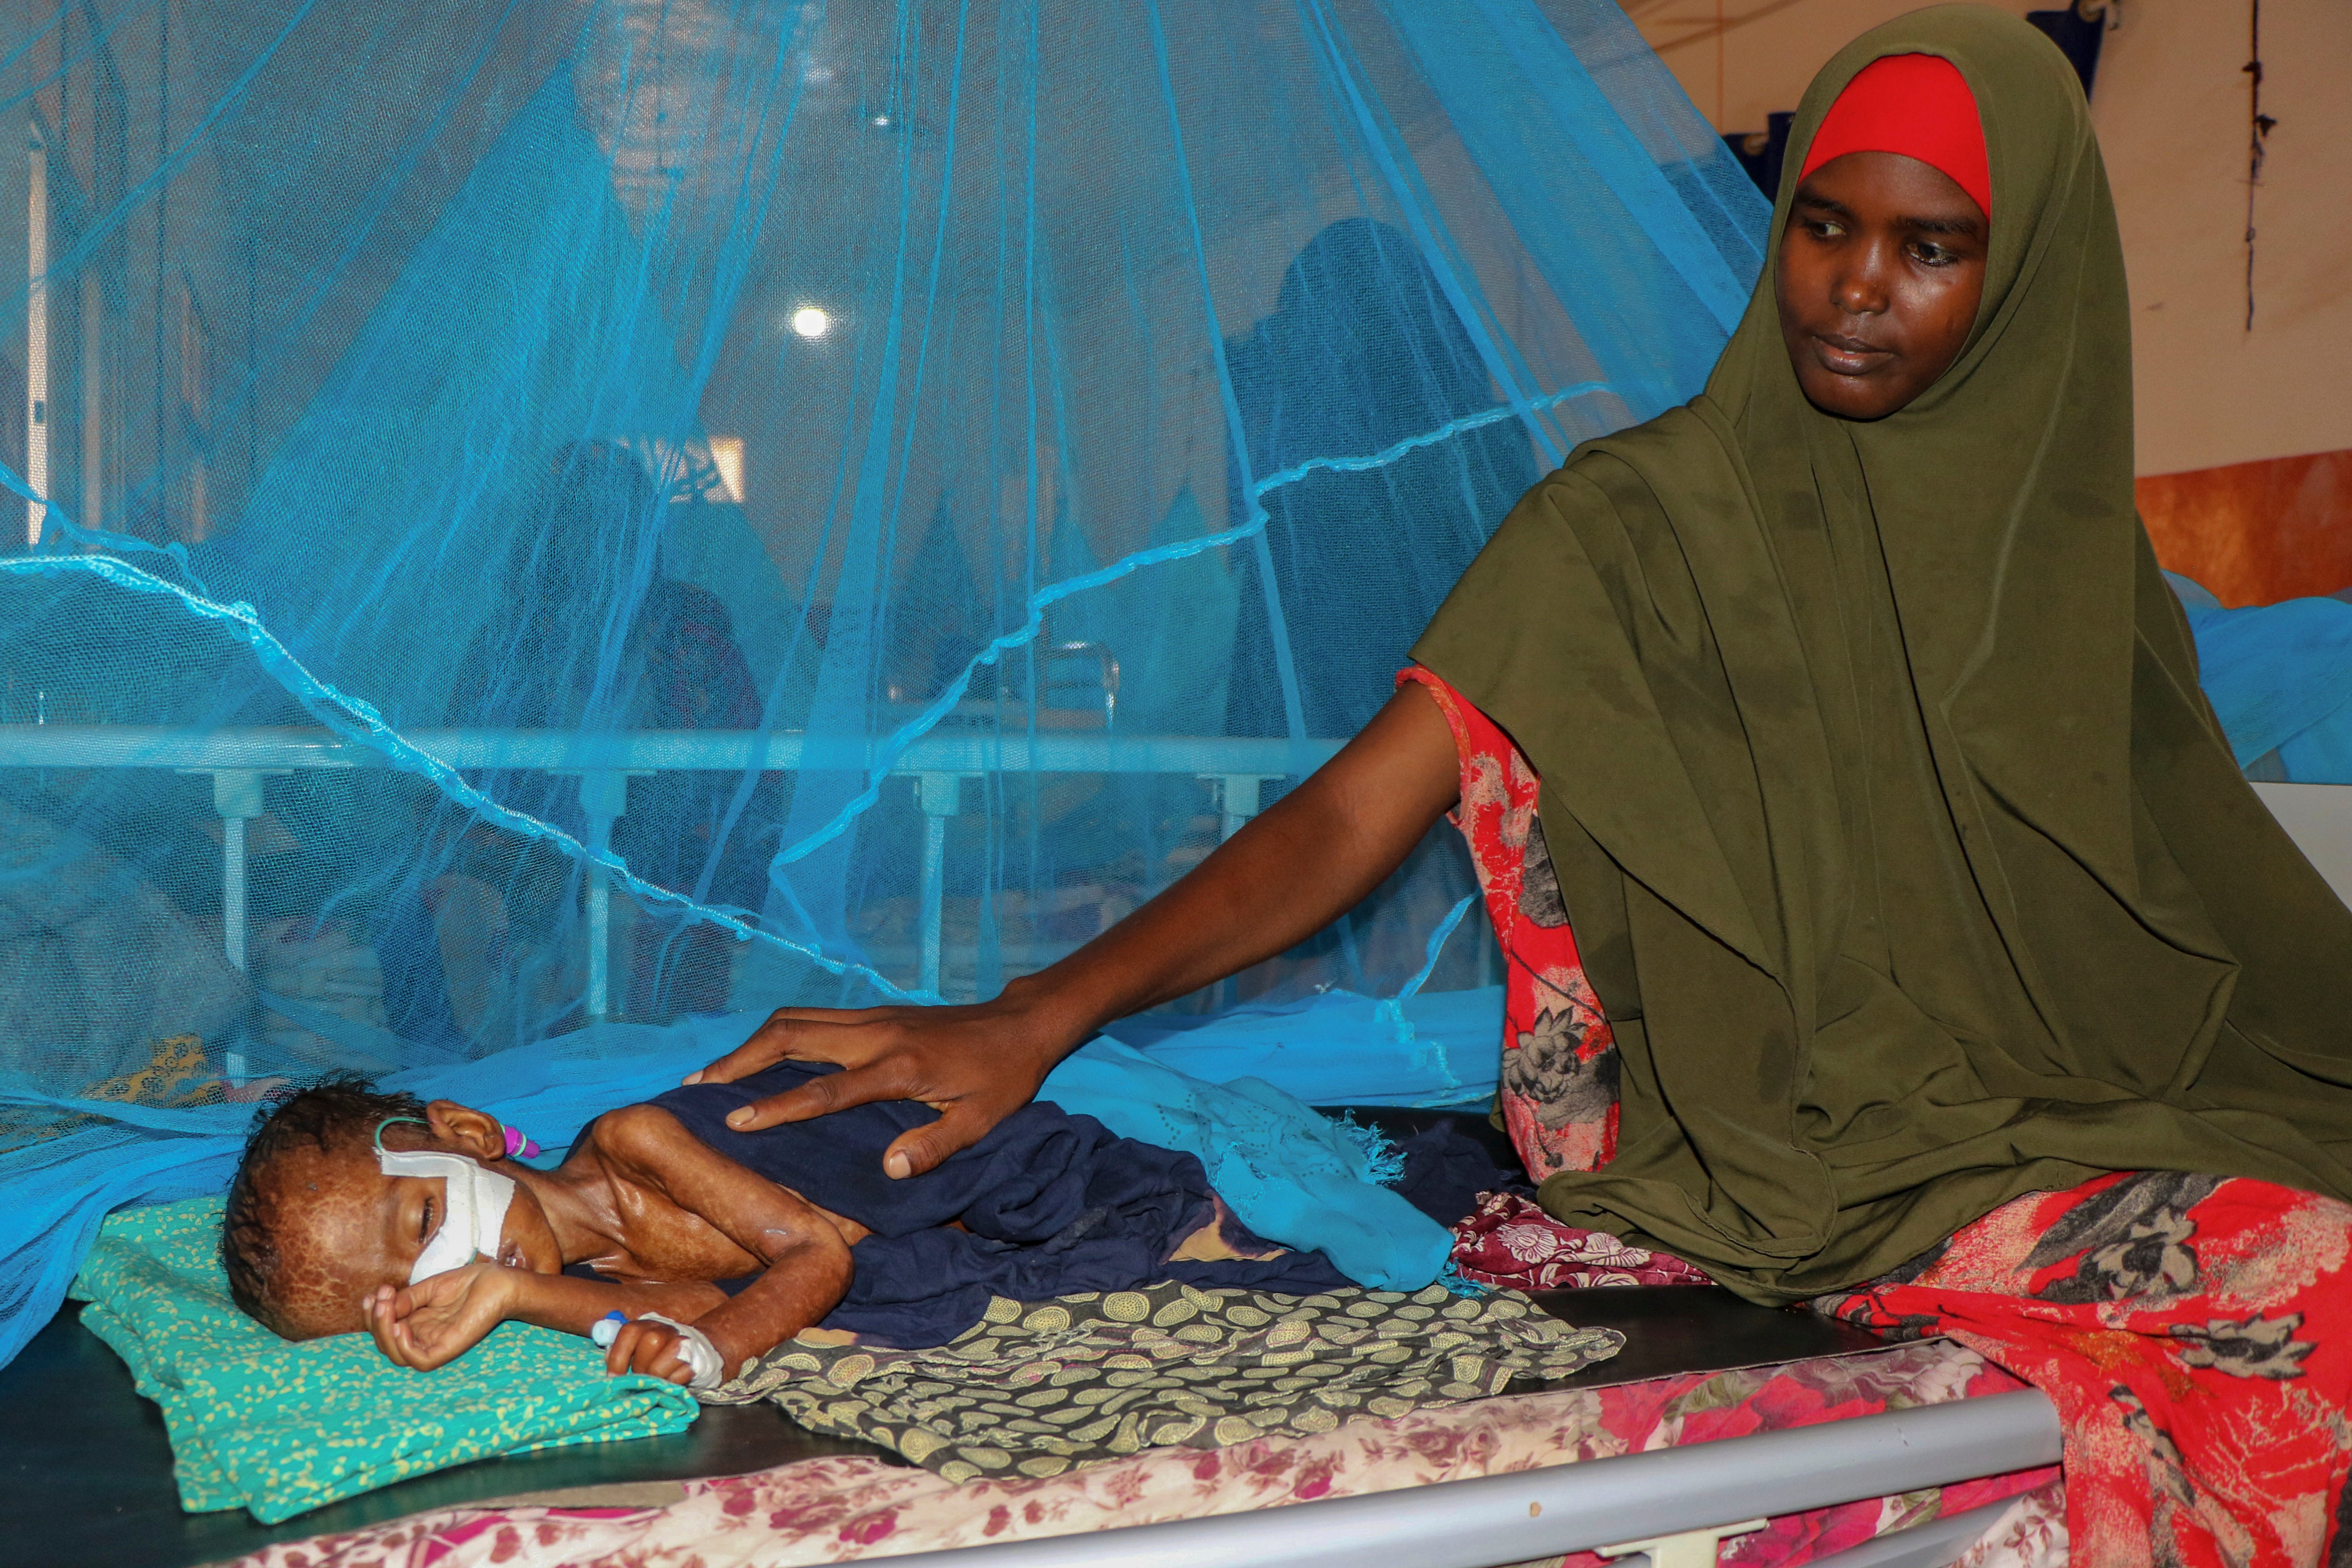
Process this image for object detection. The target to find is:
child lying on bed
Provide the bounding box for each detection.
[220,1061,1349,1389]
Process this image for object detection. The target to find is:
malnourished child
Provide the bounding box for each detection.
[222,1061,1348,1388]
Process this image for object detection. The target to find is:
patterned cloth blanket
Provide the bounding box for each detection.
[223,1339,2059,1568]
[702,1280,1621,1481]
[68,1198,695,1523]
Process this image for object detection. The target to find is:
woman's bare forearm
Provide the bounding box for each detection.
[1009,681,1460,1039]
[691,680,1463,1170]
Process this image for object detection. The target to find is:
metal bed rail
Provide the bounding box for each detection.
[0,724,1347,1017]
[15,728,2346,1022]
[874,1389,2063,1568]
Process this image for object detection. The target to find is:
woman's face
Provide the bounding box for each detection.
[1774,150,1988,419]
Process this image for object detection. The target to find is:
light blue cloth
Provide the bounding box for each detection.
[1102,986,1504,1109]
[1042,1038,1454,1291]
[2176,591,2352,772]
[2165,569,2352,782]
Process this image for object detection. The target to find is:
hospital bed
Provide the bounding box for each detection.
[11,724,2338,1567]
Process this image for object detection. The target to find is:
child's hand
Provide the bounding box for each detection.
[365,1261,515,1372]
[604,1316,699,1385]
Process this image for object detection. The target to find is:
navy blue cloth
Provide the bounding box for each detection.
[1386,1117,1532,1225]
[641,1061,1352,1346]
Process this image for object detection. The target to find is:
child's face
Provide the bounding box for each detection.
[256,1130,560,1339]
[1775,149,1988,420]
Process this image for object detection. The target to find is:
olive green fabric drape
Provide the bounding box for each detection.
[1414,5,2352,1303]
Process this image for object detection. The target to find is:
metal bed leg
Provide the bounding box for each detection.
[197,768,277,1083]
[197,769,272,977]
[918,773,963,996]
[577,771,632,1023]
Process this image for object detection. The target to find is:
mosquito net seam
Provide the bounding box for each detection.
[1,448,1442,1017]
[771,382,1611,870]
[1297,0,1565,473]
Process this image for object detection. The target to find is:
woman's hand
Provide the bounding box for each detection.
[365,1261,517,1372]
[685,983,1086,1179]
[694,683,1460,1179]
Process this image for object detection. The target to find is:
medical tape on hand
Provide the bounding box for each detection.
[632,1312,727,1391]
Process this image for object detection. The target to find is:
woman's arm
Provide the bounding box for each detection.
[691,680,1462,1178]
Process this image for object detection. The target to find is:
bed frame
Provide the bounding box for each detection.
[866,1391,2059,1568]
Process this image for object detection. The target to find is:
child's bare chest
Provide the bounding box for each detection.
[575,1177,868,1284]
[572,1180,757,1284]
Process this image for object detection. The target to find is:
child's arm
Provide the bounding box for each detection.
[366,1267,731,1381]
[575,1103,856,1382]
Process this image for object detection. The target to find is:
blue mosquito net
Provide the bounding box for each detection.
[0,0,1766,1365]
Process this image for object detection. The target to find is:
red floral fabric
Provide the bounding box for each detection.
[1405,663,2352,1566]
[1816,1173,2352,1568]
[1452,1190,1712,1290]
[1398,665,1619,1181]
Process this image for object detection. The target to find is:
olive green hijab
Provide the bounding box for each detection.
[1415,5,2352,1303]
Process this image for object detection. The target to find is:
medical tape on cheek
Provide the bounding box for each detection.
[377,1148,517,1284]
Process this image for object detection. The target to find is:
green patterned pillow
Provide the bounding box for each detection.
[69,1198,696,1523]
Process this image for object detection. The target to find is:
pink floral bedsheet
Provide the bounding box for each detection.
[231,1340,2056,1568]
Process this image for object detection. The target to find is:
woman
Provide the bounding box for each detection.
[696,11,2352,1559]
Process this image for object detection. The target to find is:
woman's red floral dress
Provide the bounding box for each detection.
[1397,666,1620,1182]
[1402,664,2352,1568]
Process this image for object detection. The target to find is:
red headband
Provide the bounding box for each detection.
[1797,54,1991,222]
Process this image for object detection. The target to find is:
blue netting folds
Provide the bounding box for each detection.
[0,0,1763,1363]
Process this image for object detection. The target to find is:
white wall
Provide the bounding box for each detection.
[2095,2,2352,475]
[1620,0,2352,476]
